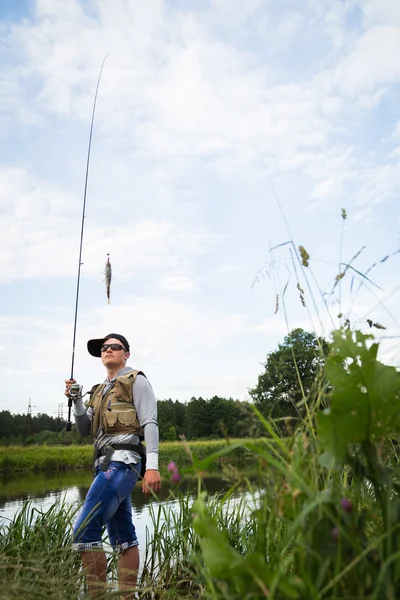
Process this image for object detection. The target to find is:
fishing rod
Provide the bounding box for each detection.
[66,54,109,431]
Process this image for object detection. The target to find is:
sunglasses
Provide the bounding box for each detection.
[101,343,127,353]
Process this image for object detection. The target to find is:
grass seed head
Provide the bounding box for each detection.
[274,294,279,314]
[298,245,310,267]
[297,283,306,306]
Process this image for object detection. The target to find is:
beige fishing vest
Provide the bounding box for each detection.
[88,370,144,437]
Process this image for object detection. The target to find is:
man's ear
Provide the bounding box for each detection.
[125,352,130,360]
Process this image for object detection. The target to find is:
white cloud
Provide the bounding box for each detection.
[0,167,218,283]
[250,318,292,336]
[217,263,244,274]
[354,0,400,26]
[159,274,196,293]
[335,26,400,95]
[0,295,263,413]
[0,0,400,415]
[2,0,334,177]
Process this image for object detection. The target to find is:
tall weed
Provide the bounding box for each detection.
[0,500,83,600]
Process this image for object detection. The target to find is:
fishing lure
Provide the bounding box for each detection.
[105,253,112,304]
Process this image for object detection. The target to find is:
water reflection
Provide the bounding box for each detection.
[0,469,253,583]
[0,469,237,522]
[0,471,93,510]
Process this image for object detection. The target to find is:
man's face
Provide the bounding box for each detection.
[100,337,130,369]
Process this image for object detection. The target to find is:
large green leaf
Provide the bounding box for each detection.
[317,329,400,463]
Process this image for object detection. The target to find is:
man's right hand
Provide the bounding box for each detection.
[64,379,77,398]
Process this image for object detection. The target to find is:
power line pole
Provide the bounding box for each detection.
[58,403,64,420]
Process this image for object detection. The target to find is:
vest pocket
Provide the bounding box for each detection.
[117,410,136,431]
[104,411,118,433]
[103,409,137,434]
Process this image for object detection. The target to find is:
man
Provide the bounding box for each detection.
[64,333,161,599]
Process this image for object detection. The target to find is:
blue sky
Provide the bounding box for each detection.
[1,0,399,417]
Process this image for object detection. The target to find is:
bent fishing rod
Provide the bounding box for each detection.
[66,54,109,431]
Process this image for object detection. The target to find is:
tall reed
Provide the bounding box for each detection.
[0,500,83,600]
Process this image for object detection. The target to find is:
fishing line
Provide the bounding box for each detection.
[67,54,109,432]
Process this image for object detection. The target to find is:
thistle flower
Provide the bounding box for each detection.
[167,461,181,483]
[171,470,181,483]
[340,497,352,513]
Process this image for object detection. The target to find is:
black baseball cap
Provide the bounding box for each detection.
[87,333,130,357]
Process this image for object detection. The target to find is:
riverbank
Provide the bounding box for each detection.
[0,438,258,473]
[0,487,252,600]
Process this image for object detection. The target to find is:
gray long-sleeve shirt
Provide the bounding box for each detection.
[74,366,159,470]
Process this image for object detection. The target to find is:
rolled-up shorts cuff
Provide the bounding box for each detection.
[116,540,139,555]
[72,540,103,552]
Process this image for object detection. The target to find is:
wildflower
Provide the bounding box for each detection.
[171,471,181,483]
[332,527,340,540]
[340,497,352,513]
[167,461,181,483]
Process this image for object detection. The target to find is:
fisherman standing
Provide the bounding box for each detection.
[65,333,161,599]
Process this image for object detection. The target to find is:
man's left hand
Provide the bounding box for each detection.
[142,469,161,496]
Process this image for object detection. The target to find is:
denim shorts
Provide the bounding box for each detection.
[72,460,141,554]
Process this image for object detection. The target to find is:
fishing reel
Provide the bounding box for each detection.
[66,382,84,432]
[69,383,83,401]
[69,383,91,402]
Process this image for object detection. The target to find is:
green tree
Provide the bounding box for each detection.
[249,328,328,428]
[157,399,177,441]
[186,397,211,439]
[166,425,178,441]
[208,396,238,438]
[0,410,67,445]
[233,400,265,438]
[174,400,186,437]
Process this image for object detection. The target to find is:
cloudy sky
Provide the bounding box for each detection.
[1,0,399,418]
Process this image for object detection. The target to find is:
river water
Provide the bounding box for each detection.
[0,469,236,547]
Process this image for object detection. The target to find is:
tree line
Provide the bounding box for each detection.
[0,328,328,445]
[0,397,265,445]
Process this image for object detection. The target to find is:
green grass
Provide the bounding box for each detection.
[0,445,91,472]
[0,480,262,599]
[0,500,83,600]
[0,438,260,473]
[1,424,400,598]
[2,328,400,598]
